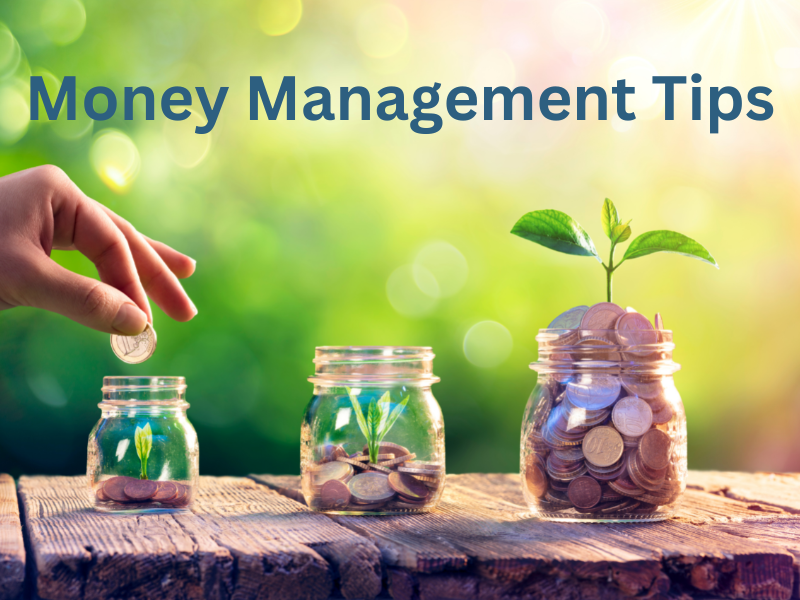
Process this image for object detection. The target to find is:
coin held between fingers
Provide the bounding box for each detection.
[112,303,147,335]
[111,323,157,364]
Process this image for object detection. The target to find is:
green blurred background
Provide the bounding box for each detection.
[1,0,799,477]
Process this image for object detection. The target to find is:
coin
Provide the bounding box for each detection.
[574,336,620,361]
[123,479,159,501]
[552,446,584,462]
[152,481,179,502]
[388,472,429,500]
[348,473,396,503]
[639,429,672,470]
[612,397,653,437]
[102,476,137,503]
[367,463,393,474]
[548,305,589,330]
[335,456,370,470]
[525,460,548,498]
[363,442,411,457]
[566,375,621,410]
[95,482,110,502]
[377,453,416,467]
[567,476,602,509]
[615,312,658,347]
[651,402,674,424]
[620,374,665,400]
[580,302,626,331]
[167,483,189,506]
[319,480,351,510]
[583,426,624,467]
[110,323,157,364]
[402,461,442,472]
[314,461,354,486]
[654,313,664,330]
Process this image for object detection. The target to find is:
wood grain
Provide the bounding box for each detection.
[0,474,24,600]
[19,476,381,600]
[252,471,800,600]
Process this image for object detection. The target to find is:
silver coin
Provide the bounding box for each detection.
[548,305,589,330]
[110,323,157,364]
[611,396,653,437]
[566,375,621,410]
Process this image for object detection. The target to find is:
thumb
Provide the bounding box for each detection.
[24,258,148,335]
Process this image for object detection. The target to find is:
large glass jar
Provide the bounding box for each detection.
[301,347,445,515]
[521,325,686,522]
[87,376,199,513]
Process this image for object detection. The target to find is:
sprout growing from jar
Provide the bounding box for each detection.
[134,423,153,480]
[347,388,409,463]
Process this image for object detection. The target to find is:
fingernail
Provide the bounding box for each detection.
[112,304,147,335]
[189,299,198,316]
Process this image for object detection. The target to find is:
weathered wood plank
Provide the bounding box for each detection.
[687,471,800,515]
[0,474,24,600]
[252,472,800,600]
[19,476,382,600]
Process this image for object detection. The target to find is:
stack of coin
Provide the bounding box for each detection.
[305,441,444,513]
[523,302,685,519]
[94,476,192,509]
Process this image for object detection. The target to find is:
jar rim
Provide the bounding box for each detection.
[102,376,186,391]
[313,346,434,363]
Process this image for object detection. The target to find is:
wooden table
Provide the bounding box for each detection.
[1,471,798,600]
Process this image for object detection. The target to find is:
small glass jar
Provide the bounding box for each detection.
[521,329,686,522]
[87,376,199,513]
[301,347,445,515]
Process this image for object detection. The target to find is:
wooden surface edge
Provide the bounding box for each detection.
[0,474,24,600]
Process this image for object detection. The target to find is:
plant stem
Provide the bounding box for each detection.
[141,459,148,480]
[606,241,616,303]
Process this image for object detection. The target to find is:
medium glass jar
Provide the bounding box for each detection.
[521,328,686,522]
[301,347,445,515]
[87,376,199,513]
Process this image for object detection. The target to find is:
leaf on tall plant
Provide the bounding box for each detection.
[601,199,620,239]
[376,391,391,435]
[367,398,381,441]
[621,230,718,267]
[134,423,152,463]
[612,219,632,244]
[377,395,409,444]
[347,388,370,441]
[511,209,601,262]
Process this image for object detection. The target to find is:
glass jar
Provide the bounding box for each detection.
[87,376,199,513]
[520,328,686,522]
[301,347,445,515]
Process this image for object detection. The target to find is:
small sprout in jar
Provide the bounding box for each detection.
[134,423,153,480]
[348,387,409,464]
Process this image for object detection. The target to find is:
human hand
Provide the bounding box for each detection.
[0,165,197,334]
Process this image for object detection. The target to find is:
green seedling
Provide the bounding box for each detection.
[511,199,718,302]
[347,388,409,463]
[134,422,153,480]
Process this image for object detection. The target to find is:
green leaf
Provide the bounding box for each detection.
[367,398,380,440]
[376,391,391,435]
[134,423,152,462]
[601,199,620,239]
[511,210,601,262]
[621,230,718,267]
[377,395,409,445]
[612,219,632,244]
[347,388,370,442]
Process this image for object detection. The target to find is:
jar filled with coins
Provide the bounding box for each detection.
[87,376,199,513]
[301,347,445,514]
[521,303,687,522]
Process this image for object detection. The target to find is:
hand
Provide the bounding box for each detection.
[0,165,197,334]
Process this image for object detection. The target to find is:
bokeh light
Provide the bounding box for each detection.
[40,0,86,46]
[551,0,607,61]
[258,0,302,37]
[89,129,141,193]
[414,241,468,298]
[463,321,513,368]
[0,23,20,78]
[163,110,212,169]
[0,82,29,144]
[356,4,408,59]
[386,264,437,317]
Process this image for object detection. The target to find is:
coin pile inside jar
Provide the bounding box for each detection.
[94,476,192,509]
[306,442,443,512]
[525,302,682,516]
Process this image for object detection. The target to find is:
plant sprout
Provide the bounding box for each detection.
[134,423,153,480]
[511,198,718,302]
[347,388,409,463]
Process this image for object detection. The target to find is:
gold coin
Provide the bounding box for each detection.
[582,426,624,468]
[110,323,157,364]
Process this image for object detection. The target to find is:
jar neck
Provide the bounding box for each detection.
[99,376,189,411]
[532,329,681,375]
[309,346,440,386]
